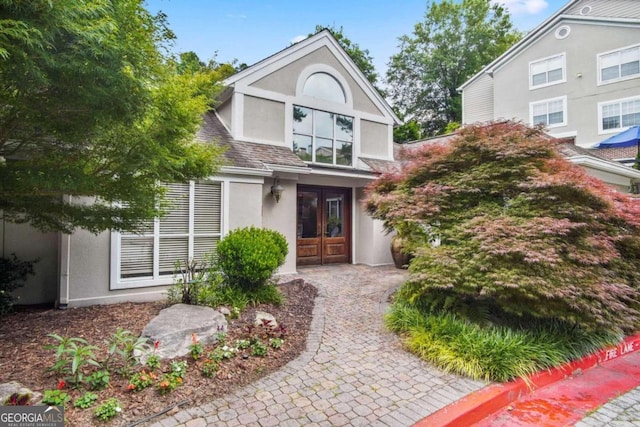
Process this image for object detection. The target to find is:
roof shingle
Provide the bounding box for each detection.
[196,112,308,170]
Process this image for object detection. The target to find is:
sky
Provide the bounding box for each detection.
[145,0,567,78]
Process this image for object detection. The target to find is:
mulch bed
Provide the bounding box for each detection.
[0,279,317,426]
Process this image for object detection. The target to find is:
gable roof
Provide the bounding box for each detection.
[224,29,401,125]
[458,0,640,91]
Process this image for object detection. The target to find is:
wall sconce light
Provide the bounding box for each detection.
[271,177,284,203]
[576,72,583,78]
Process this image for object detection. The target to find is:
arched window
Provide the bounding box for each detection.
[302,72,346,104]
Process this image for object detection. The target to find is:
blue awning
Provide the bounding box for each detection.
[592,126,640,148]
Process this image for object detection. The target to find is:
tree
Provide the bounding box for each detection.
[311,25,383,94]
[0,0,223,234]
[393,118,422,143]
[387,0,521,136]
[176,51,241,79]
[365,122,640,333]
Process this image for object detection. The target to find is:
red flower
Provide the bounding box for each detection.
[154,340,160,350]
[56,380,66,390]
[127,384,135,391]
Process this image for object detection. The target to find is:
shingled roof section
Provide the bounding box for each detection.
[195,112,308,170]
[360,157,399,174]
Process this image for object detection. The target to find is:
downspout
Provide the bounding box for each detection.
[57,195,71,309]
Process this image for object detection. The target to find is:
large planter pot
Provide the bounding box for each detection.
[390,235,412,269]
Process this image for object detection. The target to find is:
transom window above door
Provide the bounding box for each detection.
[293,106,354,166]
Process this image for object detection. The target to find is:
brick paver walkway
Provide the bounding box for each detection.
[575,386,640,426]
[148,264,484,427]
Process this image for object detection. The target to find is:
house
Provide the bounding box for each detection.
[1,30,401,308]
[460,0,640,169]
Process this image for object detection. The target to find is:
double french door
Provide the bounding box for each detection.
[296,186,351,265]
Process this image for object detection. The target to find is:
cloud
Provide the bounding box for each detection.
[492,0,548,15]
[290,35,308,44]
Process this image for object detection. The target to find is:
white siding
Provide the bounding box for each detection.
[567,0,640,19]
[462,73,494,124]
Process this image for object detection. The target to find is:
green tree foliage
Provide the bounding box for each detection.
[387,0,521,136]
[176,51,240,79]
[393,117,422,143]
[0,0,223,233]
[366,122,640,333]
[311,25,382,94]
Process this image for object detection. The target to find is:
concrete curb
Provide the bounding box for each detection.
[414,333,640,427]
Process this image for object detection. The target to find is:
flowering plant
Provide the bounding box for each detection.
[156,373,182,395]
[128,370,156,392]
[189,333,203,360]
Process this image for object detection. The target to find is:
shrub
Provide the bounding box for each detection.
[217,227,288,290]
[386,299,621,382]
[366,122,640,333]
[167,257,216,305]
[0,254,36,316]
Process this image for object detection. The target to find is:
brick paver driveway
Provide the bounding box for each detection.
[150,264,484,427]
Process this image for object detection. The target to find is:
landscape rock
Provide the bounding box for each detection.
[255,311,278,329]
[219,307,231,316]
[140,304,228,360]
[0,381,42,405]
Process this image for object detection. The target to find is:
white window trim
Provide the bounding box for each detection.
[597,95,640,135]
[293,105,355,168]
[295,64,354,108]
[529,53,566,90]
[110,179,227,290]
[529,96,568,129]
[597,43,640,86]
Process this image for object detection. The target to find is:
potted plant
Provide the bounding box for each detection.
[390,232,412,269]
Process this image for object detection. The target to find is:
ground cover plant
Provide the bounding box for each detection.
[367,121,640,381]
[0,227,308,425]
[0,279,316,426]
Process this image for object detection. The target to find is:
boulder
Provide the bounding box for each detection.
[140,304,227,360]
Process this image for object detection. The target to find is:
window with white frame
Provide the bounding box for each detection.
[598,44,640,84]
[530,96,567,128]
[113,181,222,289]
[293,106,354,166]
[530,54,565,89]
[599,97,640,133]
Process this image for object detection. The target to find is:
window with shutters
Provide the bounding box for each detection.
[112,181,222,289]
[529,54,566,90]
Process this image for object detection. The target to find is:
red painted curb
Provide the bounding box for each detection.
[413,333,640,427]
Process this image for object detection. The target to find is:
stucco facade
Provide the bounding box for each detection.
[5,30,400,307]
[461,0,640,149]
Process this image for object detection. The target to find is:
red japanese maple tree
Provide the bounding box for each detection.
[366,122,640,333]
